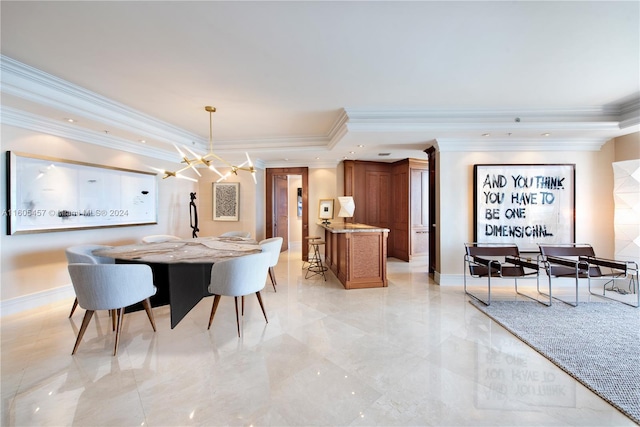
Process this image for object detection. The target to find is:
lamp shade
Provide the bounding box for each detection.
[337,196,355,218]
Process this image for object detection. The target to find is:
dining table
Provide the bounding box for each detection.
[93,236,262,328]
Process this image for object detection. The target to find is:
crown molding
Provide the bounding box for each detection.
[434,137,608,152]
[618,98,640,129]
[344,106,622,122]
[2,54,635,158]
[1,106,179,162]
[1,106,271,169]
[326,109,349,149]
[263,159,340,169]
[1,55,203,146]
[211,135,328,151]
[344,121,621,133]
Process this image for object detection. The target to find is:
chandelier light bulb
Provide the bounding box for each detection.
[159,106,256,183]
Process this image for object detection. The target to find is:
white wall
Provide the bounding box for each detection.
[436,143,617,284]
[1,125,196,310]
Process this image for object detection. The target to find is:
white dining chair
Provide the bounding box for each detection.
[259,237,283,292]
[207,252,271,337]
[141,234,181,243]
[68,263,157,356]
[65,245,115,318]
[219,231,251,238]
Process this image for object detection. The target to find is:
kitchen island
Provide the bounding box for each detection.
[319,222,389,289]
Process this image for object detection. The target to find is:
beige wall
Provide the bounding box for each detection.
[308,168,338,239]
[436,143,617,283]
[196,167,264,240]
[614,132,640,162]
[1,125,196,305]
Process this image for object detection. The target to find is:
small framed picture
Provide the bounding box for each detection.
[213,182,240,221]
[318,199,334,222]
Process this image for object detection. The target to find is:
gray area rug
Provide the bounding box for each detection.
[470,300,640,424]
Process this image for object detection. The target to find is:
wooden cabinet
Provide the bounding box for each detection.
[321,223,389,289]
[343,159,428,261]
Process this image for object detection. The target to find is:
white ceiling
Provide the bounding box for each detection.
[1,1,638,168]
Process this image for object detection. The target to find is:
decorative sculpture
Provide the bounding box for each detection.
[189,192,199,238]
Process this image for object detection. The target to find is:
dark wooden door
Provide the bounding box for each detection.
[274,175,289,251]
[266,167,309,262]
[425,146,436,275]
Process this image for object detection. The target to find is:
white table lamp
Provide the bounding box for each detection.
[337,196,355,221]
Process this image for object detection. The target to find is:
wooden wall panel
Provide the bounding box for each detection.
[343,159,427,262]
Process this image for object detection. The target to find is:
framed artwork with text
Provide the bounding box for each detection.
[474,164,575,252]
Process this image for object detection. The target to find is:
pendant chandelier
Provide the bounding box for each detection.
[159,106,256,183]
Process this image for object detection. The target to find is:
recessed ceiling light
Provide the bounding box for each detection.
[482,133,490,137]
[65,118,76,123]
[542,133,551,137]
[139,139,146,143]
[315,157,320,160]
[349,151,355,154]
[357,144,364,148]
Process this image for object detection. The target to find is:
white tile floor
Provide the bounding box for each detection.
[1,247,635,426]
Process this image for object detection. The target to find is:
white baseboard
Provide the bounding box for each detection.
[433,273,466,286]
[1,284,74,317]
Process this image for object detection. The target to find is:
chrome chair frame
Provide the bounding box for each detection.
[536,243,639,307]
[464,243,544,306]
[581,255,639,308]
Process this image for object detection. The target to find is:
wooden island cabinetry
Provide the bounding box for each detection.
[319,223,389,289]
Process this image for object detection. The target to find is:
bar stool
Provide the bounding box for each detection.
[303,236,321,270]
[305,239,327,281]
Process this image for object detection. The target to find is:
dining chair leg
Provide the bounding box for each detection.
[268,267,277,292]
[113,308,125,356]
[69,297,79,318]
[234,296,241,337]
[72,310,94,355]
[255,291,268,323]
[241,295,245,316]
[208,295,221,330]
[111,309,116,331]
[142,298,156,332]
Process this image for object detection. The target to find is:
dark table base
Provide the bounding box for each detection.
[119,260,212,328]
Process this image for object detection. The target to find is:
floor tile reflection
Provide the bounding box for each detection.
[1,246,634,426]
